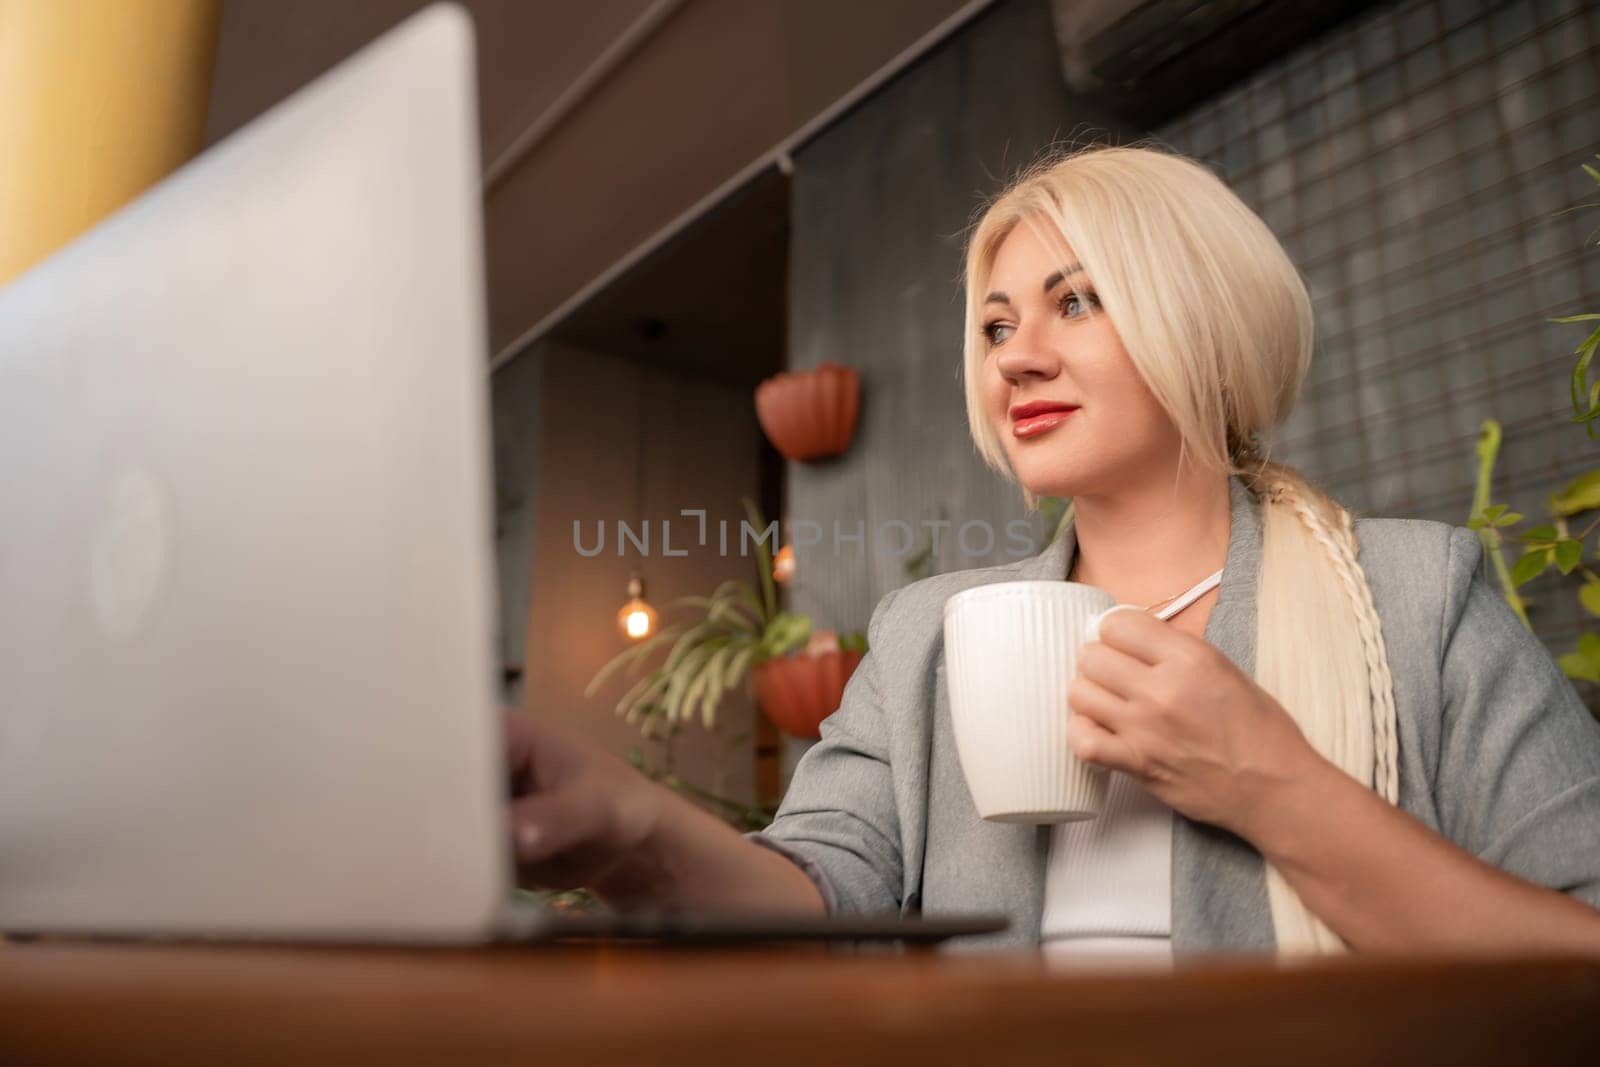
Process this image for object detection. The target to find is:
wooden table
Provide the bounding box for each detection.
[1,942,1597,1065]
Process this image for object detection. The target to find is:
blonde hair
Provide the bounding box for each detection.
[962,144,1398,954]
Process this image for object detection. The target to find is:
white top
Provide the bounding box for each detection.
[1038,567,1222,960]
[1040,771,1174,960]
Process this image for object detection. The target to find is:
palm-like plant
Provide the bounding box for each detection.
[1465,155,1600,708]
[585,498,812,736]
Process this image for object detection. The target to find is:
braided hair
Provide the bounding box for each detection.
[1233,438,1399,951]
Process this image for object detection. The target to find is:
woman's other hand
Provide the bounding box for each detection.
[503,709,826,915]
[503,709,661,893]
[1065,609,1329,838]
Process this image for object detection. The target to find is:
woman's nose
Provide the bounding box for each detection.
[994,336,1060,385]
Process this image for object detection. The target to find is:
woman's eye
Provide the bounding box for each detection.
[1060,291,1099,318]
[984,293,1097,346]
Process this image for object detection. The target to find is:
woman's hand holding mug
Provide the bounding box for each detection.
[1067,605,1326,839]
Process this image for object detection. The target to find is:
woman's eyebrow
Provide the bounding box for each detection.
[984,264,1086,306]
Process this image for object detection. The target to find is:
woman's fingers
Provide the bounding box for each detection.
[1075,639,1150,700]
[1067,672,1133,731]
[1065,709,1144,775]
[1066,675,1145,775]
[1089,606,1171,665]
[510,783,607,868]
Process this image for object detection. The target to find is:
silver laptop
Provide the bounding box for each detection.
[0,3,1002,947]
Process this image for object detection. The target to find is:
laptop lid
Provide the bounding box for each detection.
[0,3,508,941]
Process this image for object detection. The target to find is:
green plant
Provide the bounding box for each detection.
[585,497,868,828]
[585,497,812,734]
[1469,431,1600,688]
[1553,154,1600,441]
[1464,155,1600,701]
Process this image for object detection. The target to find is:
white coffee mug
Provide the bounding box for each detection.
[942,582,1133,823]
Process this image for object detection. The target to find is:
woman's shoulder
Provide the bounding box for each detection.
[1350,514,1481,666]
[1369,518,1600,893]
[1353,514,1481,611]
[1352,513,1473,571]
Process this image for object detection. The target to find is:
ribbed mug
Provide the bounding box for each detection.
[942,581,1129,823]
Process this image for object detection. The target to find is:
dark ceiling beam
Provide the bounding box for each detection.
[481,0,687,193]
[483,0,998,375]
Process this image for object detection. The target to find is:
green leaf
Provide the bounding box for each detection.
[761,612,812,658]
[1551,471,1600,516]
[1556,538,1583,574]
[742,496,778,622]
[706,596,759,632]
[1466,516,1486,530]
[839,630,869,654]
[1579,582,1600,618]
[660,621,718,673]
[1559,652,1600,684]
[682,651,721,727]
[1522,524,1560,543]
[725,644,756,688]
[711,579,765,621]
[663,645,713,722]
[1561,630,1600,684]
[584,625,683,697]
[1482,504,1508,522]
[697,644,738,728]
[1475,419,1502,465]
[1571,326,1599,418]
[1511,548,1551,588]
[1494,511,1524,527]
[615,671,670,722]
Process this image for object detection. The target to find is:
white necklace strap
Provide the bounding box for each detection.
[1152,568,1223,621]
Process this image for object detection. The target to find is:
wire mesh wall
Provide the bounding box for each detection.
[1157,0,1600,702]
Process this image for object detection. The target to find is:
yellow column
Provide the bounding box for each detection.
[0,0,221,286]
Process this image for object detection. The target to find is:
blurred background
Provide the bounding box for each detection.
[194,0,1600,812]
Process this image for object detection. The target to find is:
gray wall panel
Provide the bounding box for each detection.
[1159,0,1600,705]
[784,0,1139,634]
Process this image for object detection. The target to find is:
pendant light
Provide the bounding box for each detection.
[616,571,658,640]
[617,370,656,641]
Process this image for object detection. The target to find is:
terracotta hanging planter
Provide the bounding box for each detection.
[751,649,865,739]
[754,361,860,462]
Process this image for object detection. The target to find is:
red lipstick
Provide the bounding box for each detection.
[1009,400,1079,440]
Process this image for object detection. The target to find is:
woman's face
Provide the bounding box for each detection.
[978,221,1183,499]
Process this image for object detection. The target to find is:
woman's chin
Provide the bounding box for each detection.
[1006,448,1101,500]
[1017,471,1083,500]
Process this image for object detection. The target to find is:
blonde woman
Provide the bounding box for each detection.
[505,145,1600,956]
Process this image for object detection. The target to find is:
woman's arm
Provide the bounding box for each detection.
[506,710,825,914]
[748,587,909,915]
[1067,527,1600,953]
[1240,744,1600,954]
[510,583,912,917]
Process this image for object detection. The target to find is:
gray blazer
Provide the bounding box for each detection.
[751,475,1600,952]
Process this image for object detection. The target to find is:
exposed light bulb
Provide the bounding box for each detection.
[616,573,658,641]
[623,607,652,638]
